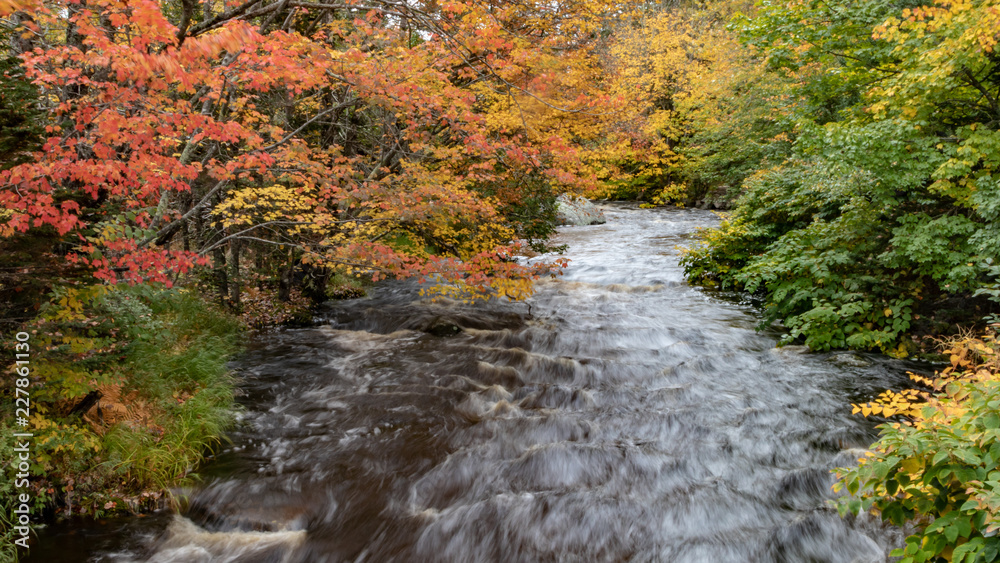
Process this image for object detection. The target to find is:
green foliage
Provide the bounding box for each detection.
[118,288,240,398]
[0,424,22,563]
[99,380,233,493]
[681,0,1000,353]
[683,135,923,353]
[0,52,43,169]
[682,118,991,353]
[677,62,798,201]
[472,171,564,252]
[676,0,1000,555]
[325,271,369,300]
[732,0,925,124]
[680,213,771,289]
[839,394,1000,562]
[882,214,981,291]
[734,204,913,352]
[0,284,241,525]
[597,170,667,202]
[595,161,692,205]
[976,261,1000,325]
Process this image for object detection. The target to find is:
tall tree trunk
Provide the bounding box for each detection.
[214,247,227,306]
[226,237,241,309]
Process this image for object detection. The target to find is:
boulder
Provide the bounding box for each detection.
[831,352,872,368]
[555,194,606,226]
[694,185,733,210]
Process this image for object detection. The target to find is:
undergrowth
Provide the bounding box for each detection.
[0,284,241,558]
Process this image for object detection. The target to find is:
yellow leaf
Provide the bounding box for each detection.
[900,458,923,474]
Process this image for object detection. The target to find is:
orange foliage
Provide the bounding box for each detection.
[0,0,638,299]
[853,328,1000,419]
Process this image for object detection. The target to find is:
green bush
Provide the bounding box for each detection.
[471,170,564,253]
[836,330,1000,562]
[681,118,994,354]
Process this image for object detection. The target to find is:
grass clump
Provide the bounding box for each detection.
[0,283,242,533]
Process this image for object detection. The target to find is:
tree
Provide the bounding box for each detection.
[679,0,1000,353]
[1,0,644,305]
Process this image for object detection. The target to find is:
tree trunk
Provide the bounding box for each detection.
[226,238,241,309]
[214,247,227,306]
[278,250,295,302]
[303,263,329,304]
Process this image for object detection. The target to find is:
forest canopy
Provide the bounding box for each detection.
[0,0,654,312]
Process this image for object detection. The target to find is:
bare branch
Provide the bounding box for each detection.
[199,220,312,254]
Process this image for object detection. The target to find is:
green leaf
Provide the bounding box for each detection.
[932,450,950,465]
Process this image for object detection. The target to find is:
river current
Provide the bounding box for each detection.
[30,205,914,562]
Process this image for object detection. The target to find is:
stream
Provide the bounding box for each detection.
[30,204,915,562]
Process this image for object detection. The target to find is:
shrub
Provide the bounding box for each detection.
[835,328,1000,562]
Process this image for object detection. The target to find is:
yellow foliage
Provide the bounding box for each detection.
[214,184,321,231]
[31,413,103,471]
[852,327,1000,421]
[584,2,763,199]
[47,285,111,323]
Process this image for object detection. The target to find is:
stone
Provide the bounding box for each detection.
[831,353,872,368]
[555,194,607,226]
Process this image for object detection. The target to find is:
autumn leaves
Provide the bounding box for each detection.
[0,0,640,302]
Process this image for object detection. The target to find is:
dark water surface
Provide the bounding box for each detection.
[31,205,915,562]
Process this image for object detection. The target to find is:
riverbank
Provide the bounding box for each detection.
[0,286,242,562]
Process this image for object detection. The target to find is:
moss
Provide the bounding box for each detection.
[326,271,370,300]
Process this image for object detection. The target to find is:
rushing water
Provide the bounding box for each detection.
[31,205,917,562]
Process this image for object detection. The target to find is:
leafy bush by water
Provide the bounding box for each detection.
[836,328,1000,562]
[680,120,996,355]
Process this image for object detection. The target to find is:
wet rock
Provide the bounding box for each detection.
[555,194,606,226]
[426,318,462,337]
[771,345,810,356]
[831,353,872,368]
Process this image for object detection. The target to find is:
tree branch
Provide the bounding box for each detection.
[188,0,265,37]
[198,220,312,254]
[138,178,228,248]
[962,66,1000,121]
[258,98,361,153]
